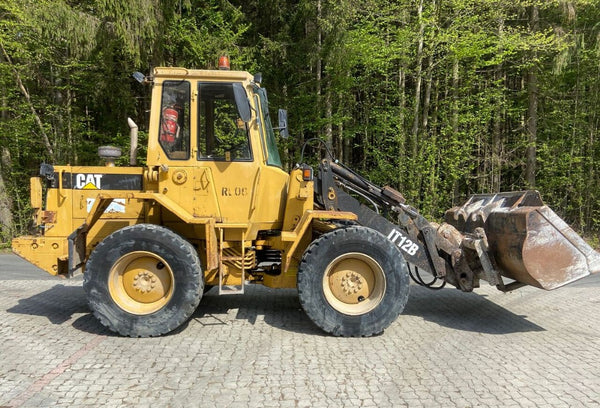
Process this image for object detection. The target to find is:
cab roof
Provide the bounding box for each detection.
[152,67,254,82]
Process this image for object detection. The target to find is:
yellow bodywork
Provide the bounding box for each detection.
[13,165,145,275]
[12,66,355,291]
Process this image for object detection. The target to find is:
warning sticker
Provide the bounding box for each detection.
[86,198,126,214]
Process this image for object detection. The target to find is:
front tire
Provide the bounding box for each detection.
[297,226,409,337]
[83,224,202,337]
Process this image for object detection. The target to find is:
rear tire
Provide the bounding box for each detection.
[297,226,409,337]
[83,224,202,337]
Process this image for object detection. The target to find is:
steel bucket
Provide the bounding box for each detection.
[445,191,600,290]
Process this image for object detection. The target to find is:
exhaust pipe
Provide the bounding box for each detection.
[127,117,138,166]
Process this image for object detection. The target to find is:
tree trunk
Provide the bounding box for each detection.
[398,66,406,190]
[325,85,333,153]
[406,0,425,202]
[492,19,505,192]
[492,88,503,192]
[411,0,425,158]
[338,94,347,162]
[316,0,324,146]
[0,43,56,162]
[451,57,460,204]
[429,77,440,210]
[526,5,539,188]
[0,149,14,242]
[421,53,433,134]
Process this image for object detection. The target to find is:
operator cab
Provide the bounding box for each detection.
[158,80,257,162]
[143,60,290,228]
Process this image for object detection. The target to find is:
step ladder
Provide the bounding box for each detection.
[218,228,246,295]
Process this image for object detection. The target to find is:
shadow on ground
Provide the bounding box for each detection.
[195,284,545,335]
[192,285,324,336]
[7,284,88,325]
[6,281,545,337]
[6,284,113,336]
[403,285,545,334]
[564,272,600,288]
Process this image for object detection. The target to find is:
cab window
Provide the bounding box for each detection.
[159,81,190,160]
[255,87,282,168]
[198,82,251,161]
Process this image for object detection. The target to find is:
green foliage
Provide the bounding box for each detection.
[1,0,600,241]
[163,0,254,69]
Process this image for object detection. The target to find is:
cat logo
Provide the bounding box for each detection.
[75,174,103,190]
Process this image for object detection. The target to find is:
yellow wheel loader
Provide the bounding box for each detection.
[11,62,600,337]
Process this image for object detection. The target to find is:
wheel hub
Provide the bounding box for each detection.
[133,271,158,293]
[341,271,363,295]
[323,252,386,316]
[109,251,175,315]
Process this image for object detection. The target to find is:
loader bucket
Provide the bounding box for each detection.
[445,191,600,290]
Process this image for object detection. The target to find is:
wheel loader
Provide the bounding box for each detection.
[11,60,600,337]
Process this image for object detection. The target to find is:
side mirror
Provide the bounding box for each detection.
[233,83,252,122]
[132,72,152,84]
[277,109,289,139]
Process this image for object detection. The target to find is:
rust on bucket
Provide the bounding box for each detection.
[445,191,600,290]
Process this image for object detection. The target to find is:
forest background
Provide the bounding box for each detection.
[0,0,599,245]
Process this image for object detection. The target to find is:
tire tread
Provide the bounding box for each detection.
[83,224,202,337]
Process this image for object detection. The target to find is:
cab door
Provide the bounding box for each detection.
[154,79,221,220]
[196,81,257,223]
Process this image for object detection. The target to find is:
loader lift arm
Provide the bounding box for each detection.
[316,159,456,286]
[315,159,522,292]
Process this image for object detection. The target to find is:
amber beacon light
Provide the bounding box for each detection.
[218,56,230,70]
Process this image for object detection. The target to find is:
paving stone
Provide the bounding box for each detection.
[1,255,599,407]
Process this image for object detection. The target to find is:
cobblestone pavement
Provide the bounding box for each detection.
[1,254,599,407]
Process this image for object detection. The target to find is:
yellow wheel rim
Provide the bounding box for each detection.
[322,252,386,316]
[108,251,174,315]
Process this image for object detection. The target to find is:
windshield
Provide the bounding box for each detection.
[255,87,282,168]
